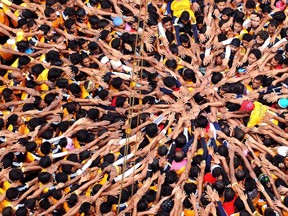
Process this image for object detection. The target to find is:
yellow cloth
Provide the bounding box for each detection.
[171,0,196,23]
[247,102,268,128]
[184,209,194,216]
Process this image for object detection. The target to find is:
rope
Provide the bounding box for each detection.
[130,0,149,206]
[116,0,148,214]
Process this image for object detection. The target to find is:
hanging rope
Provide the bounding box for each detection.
[116,0,149,214]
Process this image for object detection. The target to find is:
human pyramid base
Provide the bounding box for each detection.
[0,0,288,215]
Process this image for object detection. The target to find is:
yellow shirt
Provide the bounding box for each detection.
[171,0,196,23]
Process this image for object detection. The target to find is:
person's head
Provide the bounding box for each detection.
[2,206,14,216]
[252,75,263,90]
[2,88,14,102]
[18,19,29,32]
[27,19,38,32]
[235,169,246,181]
[242,33,252,47]
[137,198,148,212]
[39,156,52,168]
[38,172,51,184]
[213,180,225,195]
[76,8,87,21]
[16,207,27,216]
[145,123,158,138]
[215,0,226,12]
[264,208,277,216]
[233,18,243,33]
[240,100,255,112]
[100,202,112,214]
[174,150,185,162]
[256,30,269,45]
[162,16,172,32]
[248,49,261,64]
[221,7,234,21]
[16,40,30,53]
[161,199,174,212]
[230,38,241,53]
[64,18,77,33]
[233,127,245,141]
[195,115,208,128]
[245,0,256,15]
[251,12,262,28]
[212,165,222,178]
[183,183,197,195]
[211,72,223,84]
[44,7,57,21]
[79,202,92,215]
[18,56,31,69]
[6,187,20,200]
[268,19,279,35]
[224,187,235,202]
[271,53,284,67]
[55,172,68,183]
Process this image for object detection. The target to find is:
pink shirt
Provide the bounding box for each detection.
[171,159,187,171]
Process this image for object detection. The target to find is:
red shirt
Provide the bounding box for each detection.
[203,173,217,184]
[222,196,237,216]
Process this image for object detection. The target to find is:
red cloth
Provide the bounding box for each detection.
[111,97,117,107]
[240,100,254,112]
[203,173,217,184]
[222,196,237,216]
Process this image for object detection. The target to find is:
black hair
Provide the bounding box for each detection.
[161,183,173,196]
[100,202,112,214]
[120,188,130,203]
[183,183,197,195]
[211,72,223,84]
[245,177,256,192]
[55,172,68,183]
[213,180,225,195]
[195,115,208,128]
[116,96,126,108]
[145,189,156,203]
[76,129,89,143]
[224,187,235,202]
[165,60,177,70]
[98,19,110,29]
[158,145,168,156]
[235,197,245,212]
[67,194,78,207]
[38,172,51,184]
[39,198,51,210]
[40,142,51,155]
[212,166,222,178]
[16,40,29,53]
[264,208,276,216]
[41,128,54,139]
[25,141,37,152]
[39,156,52,168]
[2,206,13,216]
[15,207,27,216]
[6,187,19,200]
[145,123,158,138]
[111,77,123,90]
[234,127,245,141]
[242,33,252,42]
[87,108,99,121]
[165,170,178,184]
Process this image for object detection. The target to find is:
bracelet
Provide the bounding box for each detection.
[232,182,238,187]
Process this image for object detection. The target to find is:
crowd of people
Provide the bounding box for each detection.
[0,0,288,215]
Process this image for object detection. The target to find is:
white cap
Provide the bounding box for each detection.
[110,60,122,70]
[100,56,109,64]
